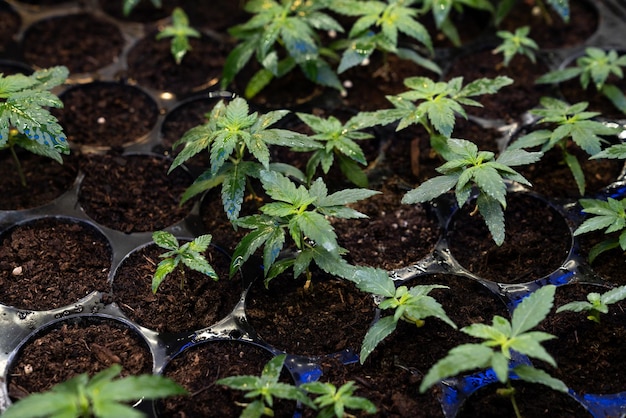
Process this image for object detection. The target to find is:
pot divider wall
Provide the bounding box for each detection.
[2,0,626,417]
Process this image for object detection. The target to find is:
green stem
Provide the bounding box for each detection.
[508,381,522,418]
[10,145,27,188]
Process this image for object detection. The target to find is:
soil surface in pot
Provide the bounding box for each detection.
[539,282,626,395]
[78,152,194,233]
[52,82,159,151]
[456,380,590,417]
[7,318,153,400]
[498,0,599,50]
[0,1,20,53]
[125,31,228,98]
[510,135,625,199]
[0,217,111,310]
[98,0,177,22]
[309,273,510,418]
[447,192,572,283]
[559,72,626,121]
[244,273,376,357]
[578,229,626,286]
[0,151,78,210]
[332,176,442,271]
[444,49,551,123]
[21,13,125,74]
[159,340,296,418]
[112,242,245,334]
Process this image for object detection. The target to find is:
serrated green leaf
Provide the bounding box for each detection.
[360,315,398,363]
[402,174,459,204]
[477,193,505,246]
[513,365,568,392]
[420,344,493,392]
[511,285,556,336]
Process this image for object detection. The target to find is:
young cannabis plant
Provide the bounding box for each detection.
[507,96,621,195]
[537,47,626,114]
[151,230,218,294]
[557,285,626,323]
[347,266,456,363]
[156,7,200,64]
[216,354,314,418]
[169,97,320,220]
[220,0,344,98]
[372,75,513,157]
[402,138,542,245]
[0,66,69,187]
[2,364,186,418]
[330,0,439,74]
[572,197,626,263]
[493,26,539,67]
[420,285,568,418]
[230,170,379,288]
[295,111,382,187]
[300,380,377,417]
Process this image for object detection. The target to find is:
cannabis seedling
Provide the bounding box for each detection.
[216,354,314,418]
[0,66,69,187]
[2,364,186,418]
[330,0,440,74]
[169,97,320,220]
[402,137,542,245]
[557,285,626,323]
[152,230,218,294]
[346,266,456,363]
[300,380,377,418]
[571,197,626,263]
[507,96,621,195]
[156,7,200,64]
[230,170,379,288]
[420,285,568,418]
[493,26,539,67]
[537,47,626,114]
[295,111,382,187]
[372,75,513,157]
[221,0,344,98]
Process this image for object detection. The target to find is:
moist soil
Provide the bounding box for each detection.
[77,152,195,233]
[124,31,229,98]
[0,217,111,310]
[447,192,573,283]
[7,317,153,400]
[112,242,246,334]
[158,340,297,418]
[20,12,125,74]
[52,81,160,151]
[0,151,78,210]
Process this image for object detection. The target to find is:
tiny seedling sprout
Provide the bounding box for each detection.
[152,230,218,294]
[156,7,201,64]
[556,285,626,323]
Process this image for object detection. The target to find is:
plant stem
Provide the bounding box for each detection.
[508,381,522,418]
[9,145,27,188]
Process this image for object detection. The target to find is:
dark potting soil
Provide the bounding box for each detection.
[578,229,626,286]
[125,31,228,98]
[305,273,511,418]
[112,242,245,334]
[447,192,573,283]
[21,13,125,74]
[77,152,194,233]
[7,318,153,400]
[245,273,376,357]
[498,0,599,50]
[52,81,160,150]
[510,134,625,199]
[0,151,78,210]
[559,72,626,121]
[539,282,626,395]
[158,340,297,418]
[456,380,590,417]
[98,0,178,22]
[444,49,552,123]
[0,1,20,53]
[332,176,442,271]
[0,217,111,310]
